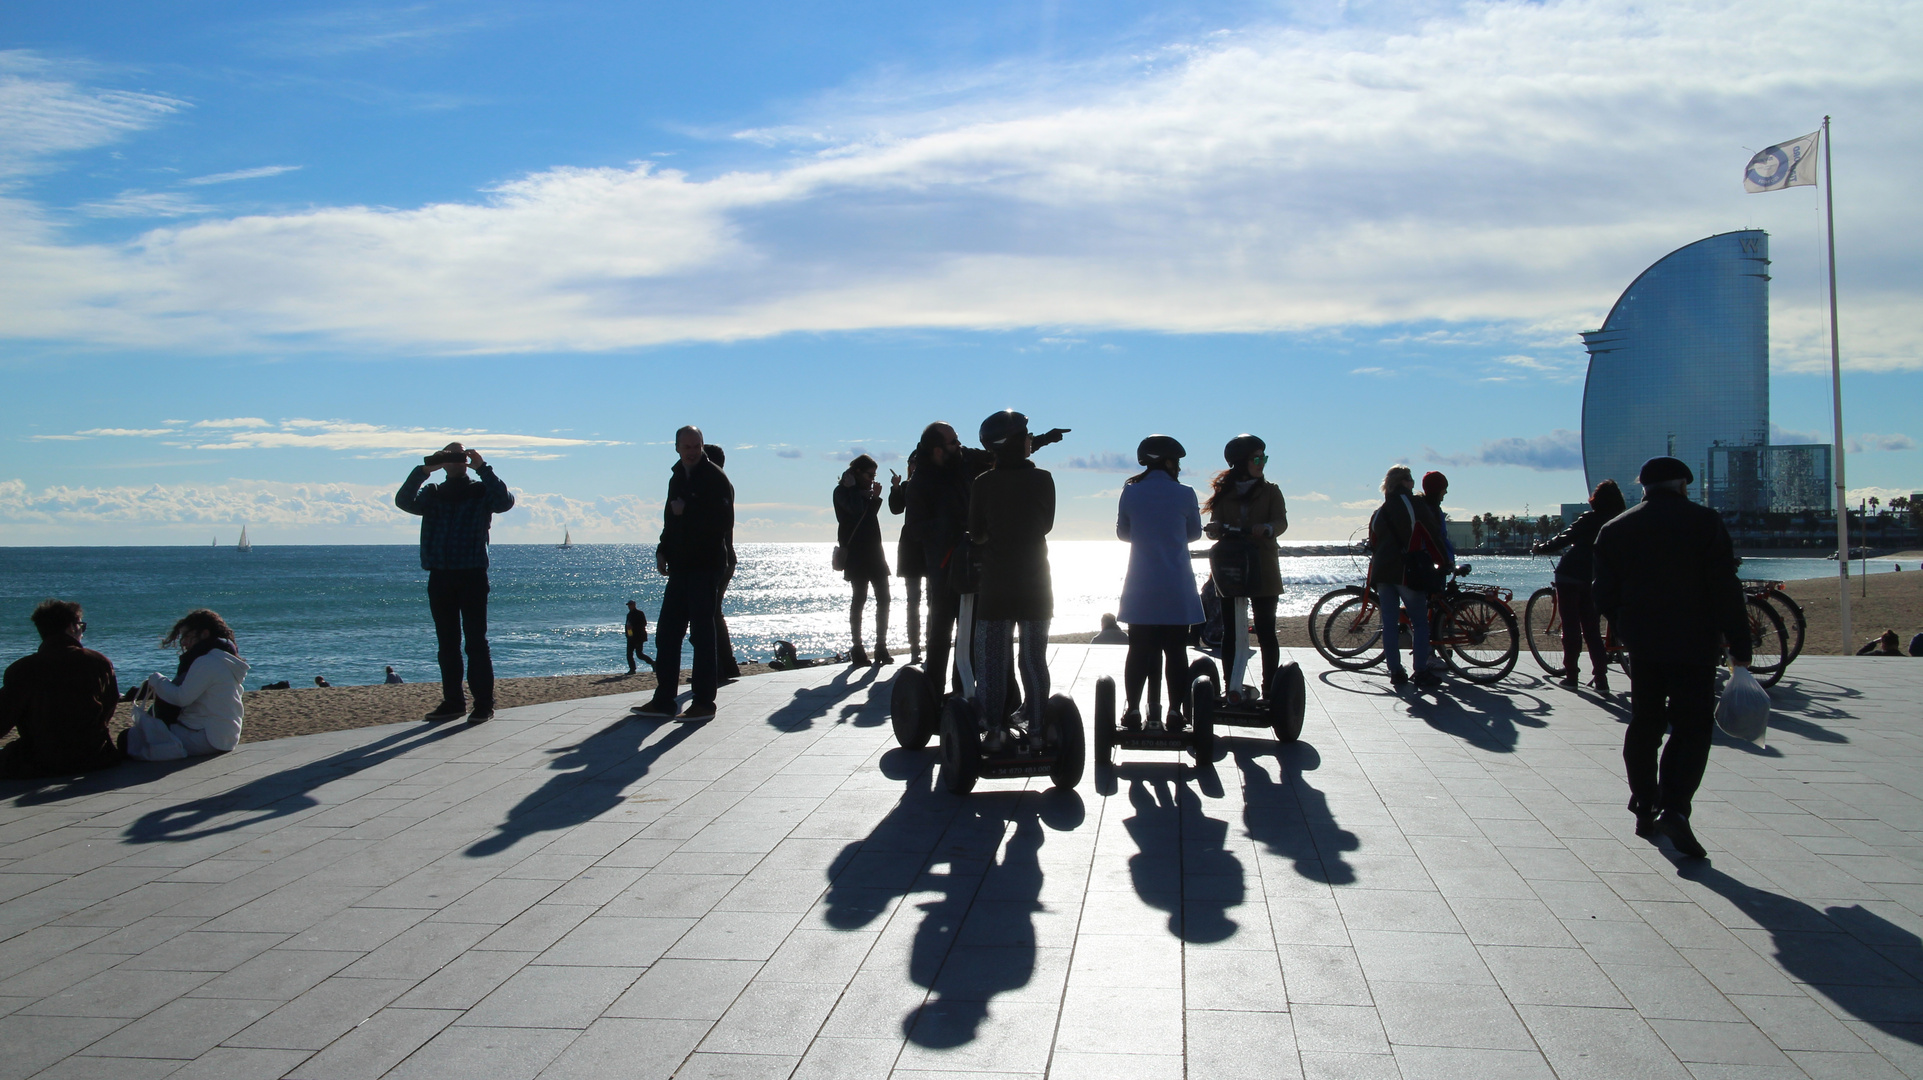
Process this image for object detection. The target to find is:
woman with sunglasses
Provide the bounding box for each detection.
[1203,434,1289,703]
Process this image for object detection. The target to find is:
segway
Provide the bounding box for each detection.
[1091,669,1213,766]
[916,594,1084,795]
[1190,525,1306,745]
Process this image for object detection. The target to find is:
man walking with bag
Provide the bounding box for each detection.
[397,442,515,724]
[633,425,733,720]
[1594,456,1752,859]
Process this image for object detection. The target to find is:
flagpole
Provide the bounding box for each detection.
[1823,115,1852,650]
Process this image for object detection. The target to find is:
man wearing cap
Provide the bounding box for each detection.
[1593,456,1752,859]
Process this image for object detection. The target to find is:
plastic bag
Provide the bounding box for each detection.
[125,701,187,761]
[1714,666,1771,742]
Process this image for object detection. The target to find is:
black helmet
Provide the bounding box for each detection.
[1137,435,1186,466]
[1224,433,1266,466]
[979,410,1030,451]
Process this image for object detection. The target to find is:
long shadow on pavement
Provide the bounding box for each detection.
[122,722,468,844]
[1118,767,1244,943]
[1238,743,1358,887]
[465,715,706,857]
[821,760,1084,1049]
[6,756,204,808]
[1679,861,1923,1046]
[765,664,882,731]
[1406,681,1549,753]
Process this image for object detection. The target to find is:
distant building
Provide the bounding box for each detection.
[1446,520,1476,553]
[1580,231,1770,500]
[1703,442,1833,514]
[1561,503,1590,528]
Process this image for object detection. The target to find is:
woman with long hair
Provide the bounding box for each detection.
[834,454,892,665]
[1116,435,1204,729]
[1202,434,1289,702]
[1534,479,1628,692]
[888,449,927,667]
[129,608,249,759]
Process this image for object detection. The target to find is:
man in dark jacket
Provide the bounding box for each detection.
[625,601,652,675]
[0,600,122,778]
[396,442,516,724]
[634,425,734,720]
[1593,457,1752,859]
[968,410,1060,741]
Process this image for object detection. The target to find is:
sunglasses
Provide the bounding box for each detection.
[75,622,87,632]
[1250,454,1269,465]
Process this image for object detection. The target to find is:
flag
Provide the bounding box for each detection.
[1744,130,1820,192]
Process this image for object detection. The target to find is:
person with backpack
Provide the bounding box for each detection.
[1369,464,1444,687]
[1203,434,1289,702]
[1533,479,1628,693]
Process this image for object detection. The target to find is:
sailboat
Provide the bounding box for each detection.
[236,526,252,553]
[558,527,574,550]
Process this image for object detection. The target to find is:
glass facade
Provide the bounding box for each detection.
[1704,442,1832,514]
[1580,231,1770,499]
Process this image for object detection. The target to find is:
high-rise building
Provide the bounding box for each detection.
[1703,442,1833,514]
[1579,231,1770,498]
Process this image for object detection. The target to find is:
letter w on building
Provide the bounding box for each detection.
[1743,131,1820,192]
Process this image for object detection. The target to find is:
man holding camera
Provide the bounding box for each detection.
[633,425,733,721]
[397,442,516,724]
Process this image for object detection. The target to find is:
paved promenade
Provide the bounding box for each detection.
[3,647,1922,1079]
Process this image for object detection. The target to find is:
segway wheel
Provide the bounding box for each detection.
[1189,676,1216,761]
[938,696,980,795]
[1183,657,1220,726]
[1093,676,1117,766]
[1267,661,1306,744]
[1046,694,1085,790]
[890,666,938,750]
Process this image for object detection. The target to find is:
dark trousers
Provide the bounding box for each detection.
[626,638,651,674]
[1126,624,1189,720]
[657,571,719,706]
[1556,579,1607,676]
[428,569,492,708]
[850,576,890,649]
[1623,656,1716,817]
[925,577,961,692]
[715,577,739,681]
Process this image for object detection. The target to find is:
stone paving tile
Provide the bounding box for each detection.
[3,652,1923,1077]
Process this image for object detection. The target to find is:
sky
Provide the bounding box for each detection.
[1,0,1918,545]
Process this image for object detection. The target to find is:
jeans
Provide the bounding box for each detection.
[657,571,719,706]
[850,576,891,650]
[1623,656,1716,817]
[1376,582,1432,676]
[1556,579,1606,677]
[903,574,923,659]
[626,638,651,674]
[428,568,493,708]
[1223,595,1280,694]
[975,618,1049,729]
[925,577,961,692]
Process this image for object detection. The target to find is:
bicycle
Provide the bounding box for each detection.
[1741,580,1806,664]
[1522,587,1631,680]
[1315,565,1520,684]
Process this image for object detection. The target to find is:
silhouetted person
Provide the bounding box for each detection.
[1594,456,1752,859]
[1535,479,1628,693]
[835,453,892,665]
[1091,613,1129,644]
[313,676,330,688]
[385,666,403,684]
[397,441,515,725]
[633,425,733,721]
[705,444,742,681]
[970,410,1058,738]
[0,600,120,778]
[1857,630,1904,656]
[889,450,928,666]
[1117,435,1202,728]
[625,601,652,674]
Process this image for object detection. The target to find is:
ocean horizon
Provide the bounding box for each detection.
[0,542,1888,690]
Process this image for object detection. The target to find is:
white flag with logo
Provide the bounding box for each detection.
[1744,130,1819,192]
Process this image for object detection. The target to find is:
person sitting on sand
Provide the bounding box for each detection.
[1091,613,1130,644]
[1857,630,1904,656]
[313,676,330,688]
[125,609,249,761]
[0,599,122,778]
[1911,632,1923,657]
[385,666,404,684]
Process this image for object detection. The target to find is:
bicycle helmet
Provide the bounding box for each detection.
[1136,434,1186,466]
[979,410,1030,451]
[1223,433,1266,466]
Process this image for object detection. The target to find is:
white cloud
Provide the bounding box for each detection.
[1427,430,1584,472]
[1848,486,1917,505]
[1849,432,1915,453]
[1771,422,1827,445]
[0,3,1920,366]
[0,52,186,175]
[1056,451,1136,472]
[79,191,211,218]
[72,427,176,437]
[181,165,302,186]
[1296,491,1331,502]
[191,417,272,428]
[1340,498,1379,510]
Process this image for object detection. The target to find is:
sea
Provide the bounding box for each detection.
[0,543,1901,689]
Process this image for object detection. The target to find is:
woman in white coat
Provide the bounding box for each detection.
[1116,435,1205,730]
[129,609,249,760]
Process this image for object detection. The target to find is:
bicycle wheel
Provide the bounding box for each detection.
[1522,587,1564,675]
[1441,594,1519,684]
[1602,616,1631,676]
[1308,586,1365,665]
[1744,596,1788,688]
[1321,594,1385,670]
[1763,590,1806,662]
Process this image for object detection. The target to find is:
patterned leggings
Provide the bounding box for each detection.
[974,618,1050,728]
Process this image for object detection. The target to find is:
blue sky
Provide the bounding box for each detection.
[2,0,1918,544]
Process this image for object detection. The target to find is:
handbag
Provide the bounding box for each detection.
[124,686,187,762]
[1400,495,1448,593]
[831,545,845,572]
